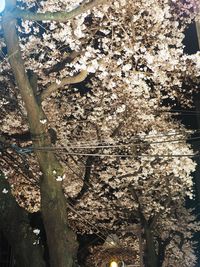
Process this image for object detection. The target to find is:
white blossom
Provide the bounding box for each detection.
[33,229,40,235]
[2,188,8,194]
[39,119,47,124]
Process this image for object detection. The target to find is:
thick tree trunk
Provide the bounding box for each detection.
[2,1,78,266]
[144,227,158,267]
[0,172,46,267]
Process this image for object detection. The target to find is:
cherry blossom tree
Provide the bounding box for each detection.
[0,0,200,266]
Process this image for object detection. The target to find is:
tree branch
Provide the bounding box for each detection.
[157,236,171,267]
[40,69,88,101]
[11,0,107,22]
[70,155,94,205]
[129,186,147,226]
[44,51,82,75]
[149,177,172,229]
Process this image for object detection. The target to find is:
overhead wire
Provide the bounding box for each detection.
[67,198,131,249]
[67,193,129,248]
[49,151,199,158]
[1,13,200,240]
[1,6,199,252]
[6,130,200,158]
[1,146,118,245]
[52,127,200,146]
[1,127,191,146]
[26,134,200,156]
[49,135,200,149]
[67,200,107,242]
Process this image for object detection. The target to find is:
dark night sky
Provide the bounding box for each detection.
[183,22,200,267]
[184,22,199,55]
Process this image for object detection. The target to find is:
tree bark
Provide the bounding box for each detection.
[193,95,200,205]
[144,227,158,267]
[0,172,46,267]
[2,1,78,266]
[196,21,200,47]
[11,0,106,22]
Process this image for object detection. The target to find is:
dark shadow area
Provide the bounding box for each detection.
[182,21,200,267]
[77,234,103,267]
[0,232,14,267]
[183,22,199,55]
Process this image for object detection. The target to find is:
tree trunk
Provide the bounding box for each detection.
[193,95,200,204]
[0,172,46,267]
[2,1,78,266]
[144,227,158,267]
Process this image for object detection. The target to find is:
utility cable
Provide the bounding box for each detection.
[51,152,199,158]
[51,135,200,149]
[6,134,200,158]
[25,134,200,153]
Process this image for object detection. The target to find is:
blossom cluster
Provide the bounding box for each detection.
[0,0,200,265]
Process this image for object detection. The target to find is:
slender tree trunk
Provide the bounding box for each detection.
[196,21,200,46]
[0,172,46,267]
[144,227,158,267]
[2,1,78,266]
[193,95,200,204]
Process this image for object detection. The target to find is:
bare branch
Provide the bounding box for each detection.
[11,0,107,22]
[40,70,88,101]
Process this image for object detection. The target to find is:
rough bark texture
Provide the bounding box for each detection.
[0,172,46,267]
[2,1,78,266]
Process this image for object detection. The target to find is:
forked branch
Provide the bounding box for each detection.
[40,70,88,101]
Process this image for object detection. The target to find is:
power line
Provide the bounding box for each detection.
[67,199,132,250]
[51,151,199,158]
[21,145,198,158]
[54,135,200,149]
[25,134,200,153]
[67,197,128,249]
[6,133,200,158]
[67,200,107,242]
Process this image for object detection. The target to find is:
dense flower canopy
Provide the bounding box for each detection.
[0,0,200,265]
